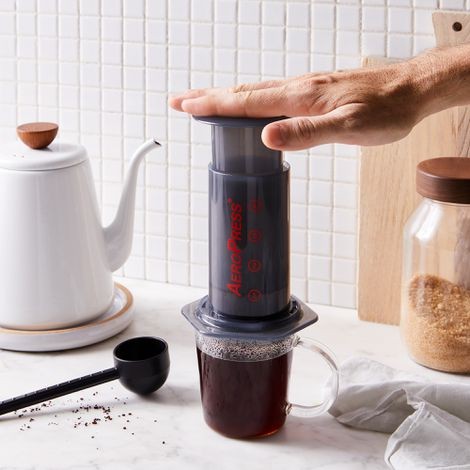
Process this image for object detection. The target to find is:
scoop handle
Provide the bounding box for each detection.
[0,367,119,416]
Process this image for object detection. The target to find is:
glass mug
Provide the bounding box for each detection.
[195,332,339,439]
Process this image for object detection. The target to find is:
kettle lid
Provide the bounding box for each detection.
[0,123,87,171]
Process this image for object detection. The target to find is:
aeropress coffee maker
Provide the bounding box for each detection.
[182,116,339,439]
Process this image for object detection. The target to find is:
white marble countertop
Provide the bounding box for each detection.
[1,279,469,470]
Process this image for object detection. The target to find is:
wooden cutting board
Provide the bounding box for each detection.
[358,10,470,325]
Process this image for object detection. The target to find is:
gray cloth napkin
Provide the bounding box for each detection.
[328,357,470,469]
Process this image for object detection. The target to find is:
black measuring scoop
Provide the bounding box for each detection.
[0,336,170,416]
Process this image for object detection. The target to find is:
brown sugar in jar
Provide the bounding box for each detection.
[401,158,470,373]
[403,274,470,373]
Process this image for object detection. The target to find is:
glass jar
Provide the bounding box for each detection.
[401,157,470,373]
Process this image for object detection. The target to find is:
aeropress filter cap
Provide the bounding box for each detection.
[182,116,318,340]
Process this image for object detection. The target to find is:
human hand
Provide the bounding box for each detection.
[169,53,445,151]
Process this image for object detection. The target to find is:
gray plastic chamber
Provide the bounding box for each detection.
[199,116,284,174]
[182,116,318,340]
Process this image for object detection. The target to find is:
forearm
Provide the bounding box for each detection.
[410,44,470,118]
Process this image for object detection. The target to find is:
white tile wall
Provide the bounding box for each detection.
[0,0,466,309]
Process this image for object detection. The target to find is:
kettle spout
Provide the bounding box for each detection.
[104,139,161,272]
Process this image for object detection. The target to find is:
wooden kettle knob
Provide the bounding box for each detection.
[17,122,59,149]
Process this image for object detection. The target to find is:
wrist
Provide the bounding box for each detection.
[408,45,470,118]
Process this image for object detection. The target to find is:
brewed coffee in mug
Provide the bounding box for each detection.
[195,333,339,439]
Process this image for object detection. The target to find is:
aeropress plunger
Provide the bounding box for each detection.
[0,336,170,416]
[182,116,318,338]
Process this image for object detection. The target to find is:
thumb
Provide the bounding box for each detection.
[261,110,356,151]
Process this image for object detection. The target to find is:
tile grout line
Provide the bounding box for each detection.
[119,1,124,277]
[257,2,262,80]
[14,0,17,128]
[187,0,193,286]
[34,0,39,122]
[385,0,389,57]
[330,0,338,307]
[235,0,239,86]
[356,0,364,311]
[165,0,170,284]
[411,1,416,56]
[280,0,290,295]
[306,2,313,302]
[143,1,148,281]
[97,2,103,249]
[307,3,313,303]
[54,1,58,138]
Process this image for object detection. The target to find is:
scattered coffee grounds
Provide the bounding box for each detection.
[12,392,159,438]
[404,274,470,373]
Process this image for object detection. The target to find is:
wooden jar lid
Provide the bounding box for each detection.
[417,157,470,203]
[17,122,58,149]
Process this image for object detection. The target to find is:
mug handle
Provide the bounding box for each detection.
[286,336,339,418]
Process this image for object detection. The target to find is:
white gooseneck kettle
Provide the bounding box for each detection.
[0,123,160,330]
